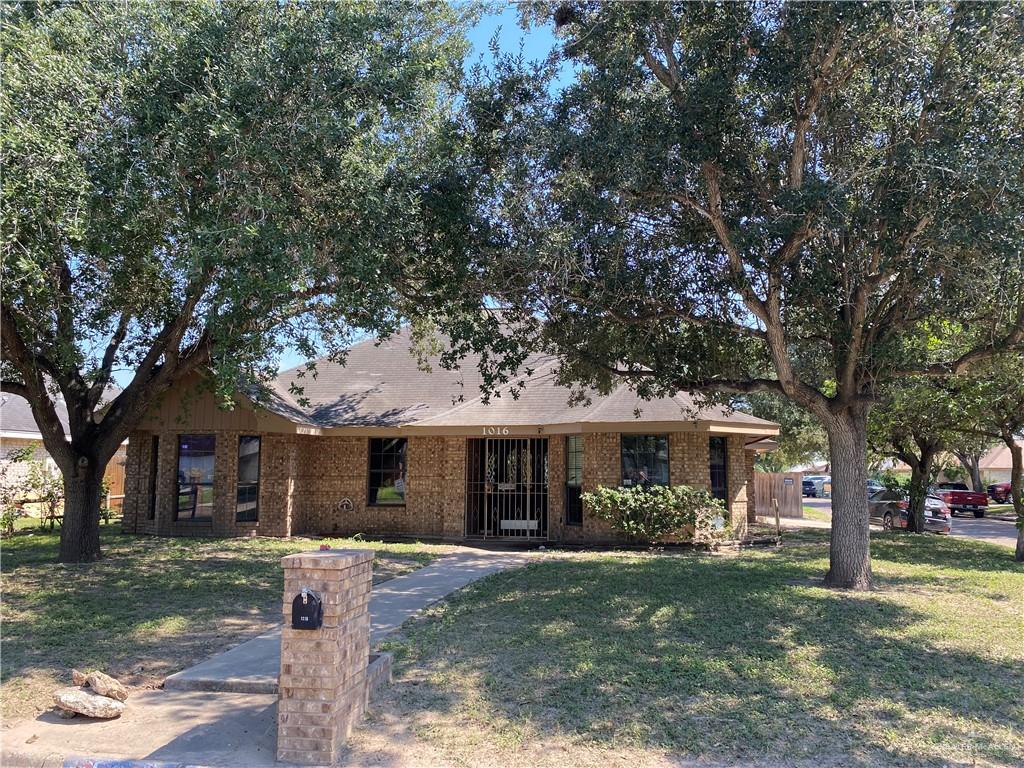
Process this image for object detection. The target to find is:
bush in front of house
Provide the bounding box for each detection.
[582,484,730,544]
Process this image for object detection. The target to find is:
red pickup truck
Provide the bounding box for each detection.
[933,482,988,518]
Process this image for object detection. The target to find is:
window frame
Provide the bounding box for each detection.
[565,435,583,526]
[235,435,261,523]
[709,436,728,502]
[367,437,407,506]
[175,434,216,522]
[620,434,670,488]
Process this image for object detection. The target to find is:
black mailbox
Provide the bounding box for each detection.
[291,588,323,630]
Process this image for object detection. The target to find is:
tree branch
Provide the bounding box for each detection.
[88,312,131,408]
[0,380,31,400]
[788,29,844,189]
[0,304,74,468]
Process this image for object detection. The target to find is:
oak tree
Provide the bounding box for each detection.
[868,379,963,533]
[1,1,472,561]
[455,2,1024,588]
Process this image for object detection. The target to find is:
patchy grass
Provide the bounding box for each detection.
[377,531,1024,768]
[0,523,454,722]
[802,504,832,522]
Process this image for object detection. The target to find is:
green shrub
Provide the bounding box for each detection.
[581,484,730,544]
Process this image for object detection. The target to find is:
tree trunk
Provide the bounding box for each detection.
[907,445,936,534]
[823,408,873,590]
[59,459,104,563]
[1008,439,1023,563]
[955,451,984,492]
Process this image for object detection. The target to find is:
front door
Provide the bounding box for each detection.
[466,438,548,538]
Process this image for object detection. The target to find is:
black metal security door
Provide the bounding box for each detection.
[466,438,548,538]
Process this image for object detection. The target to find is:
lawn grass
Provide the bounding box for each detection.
[802,504,832,522]
[0,523,454,722]
[378,531,1024,767]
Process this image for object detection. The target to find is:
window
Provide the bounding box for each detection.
[368,438,406,505]
[147,435,159,520]
[236,436,261,522]
[621,435,669,487]
[565,435,583,526]
[176,435,215,521]
[709,436,728,502]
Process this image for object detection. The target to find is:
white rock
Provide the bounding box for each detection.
[86,670,129,702]
[53,687,125,719]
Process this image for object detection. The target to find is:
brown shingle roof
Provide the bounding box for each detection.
[272,328,778,434]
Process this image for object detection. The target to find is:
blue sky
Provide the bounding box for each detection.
[464,3,560,73]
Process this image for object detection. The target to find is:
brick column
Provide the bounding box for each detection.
[277,550,373,765]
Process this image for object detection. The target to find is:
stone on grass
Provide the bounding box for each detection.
[53,687,125,719]
[71,669,88,686]
[86,670,129,702]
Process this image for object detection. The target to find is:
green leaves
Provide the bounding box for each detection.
[582,484,729,544]
[454,1,1024,409]
[1,0,474,407]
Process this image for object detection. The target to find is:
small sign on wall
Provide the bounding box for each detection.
[783,478,794,486]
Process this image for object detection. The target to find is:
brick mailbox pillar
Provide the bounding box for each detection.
[277,550,373,765]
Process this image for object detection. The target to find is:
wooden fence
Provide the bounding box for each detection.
[753,472,804,518]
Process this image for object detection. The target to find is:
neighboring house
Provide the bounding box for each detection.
[978,440,1024,485]
[0,393,63,483]
[120,329,779,542]
[0,393,127,497]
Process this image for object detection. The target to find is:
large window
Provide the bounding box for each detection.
[147,435,159,520]
[565,435,583,526]
[621,435,669,487]
[709,436,728,502]
[176,435,215,521]
[368,438,406,505]
[236,436,261,522]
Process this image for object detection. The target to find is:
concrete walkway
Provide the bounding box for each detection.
[163,548,530,694]
[2,548,530,767]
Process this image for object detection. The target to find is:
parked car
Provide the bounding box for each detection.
[987,482,1012,504]
[802,475,831,498]
[868,489,952,534]
[932,482,988,518]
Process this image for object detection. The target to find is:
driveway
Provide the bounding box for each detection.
[794,498,1019,549]
[947,514,1019,549]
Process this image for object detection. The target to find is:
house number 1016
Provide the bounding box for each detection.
[482,427,510,435]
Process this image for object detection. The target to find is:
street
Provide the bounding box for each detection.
[795,498,1019,549]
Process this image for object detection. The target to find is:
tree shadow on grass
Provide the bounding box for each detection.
[1,529,285,698]
[381,550,1024,767]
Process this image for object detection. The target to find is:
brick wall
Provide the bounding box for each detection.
[291,436,462,539]
[726,435,750,538]
[121,429,297,538]
[439,437,467,538]
[293,437,367,536]
[550,431,752,543]
[546,435,567,541]
[559,431,625,543]
[744,449,757,523]
[277,550,373,764]
[122,428,757,543]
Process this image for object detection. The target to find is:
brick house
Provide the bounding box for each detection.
[121,330,778,543]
